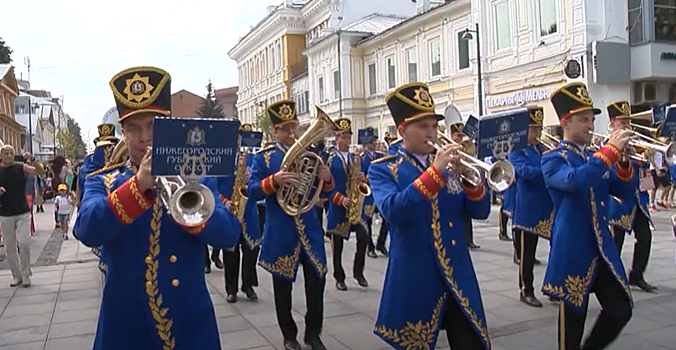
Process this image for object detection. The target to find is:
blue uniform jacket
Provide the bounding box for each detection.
[509,144,553,239]
[74,159,241,350]
[387,139,402,155]
[541,141,634,313]
[608,159,651,232]
[217,152,261,249]
[326,151,369,237]
[369,148,492,350]
[248,142,331,281]
[360,150,384,219]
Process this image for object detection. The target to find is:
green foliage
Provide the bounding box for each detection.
[196,79,226,118]
[56,116,86,158]
[255,109,275,142]
[0,38,12,64]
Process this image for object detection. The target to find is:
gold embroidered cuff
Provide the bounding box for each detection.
[107,175,153,224]
[593,145,620,168]
[413,165,446,200]
[332,192,346,205]
[616,162,634,182]
[261,175,278,195]
[462,181,486,202]
[322,177,335,192]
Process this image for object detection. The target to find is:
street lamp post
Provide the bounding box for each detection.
[462,23,483,117]
[26,97,38,153]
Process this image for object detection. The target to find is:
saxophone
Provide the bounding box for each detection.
[230,148,249,223]
[346,155,371,225]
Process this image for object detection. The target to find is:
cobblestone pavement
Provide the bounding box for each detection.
[0,204,674,350]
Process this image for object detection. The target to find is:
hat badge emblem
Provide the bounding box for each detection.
[124,73,154,103]
[100,124,113,135]
[533,110,543,123]
[620,103,630,115]
[278,104,293,120]
[339,119,349,129]
[413,88,434,108]
[575,86,593,105]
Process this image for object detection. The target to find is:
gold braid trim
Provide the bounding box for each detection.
[258,242,301,280]
[108,191,132,224]
[512,210,554,240]
[86,162,125,178]
[431,196,490,347]
[263,152,272,168]
[543,258,597,308]
[295,216,327,276]
[374,293,446,350]
[130,176,151,210]
[145,199,177,350]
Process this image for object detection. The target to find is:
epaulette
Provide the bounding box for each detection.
[391,138,403,145]
[371,155,397,164]
[85,161,125,178]
[255,145,275,154]
[542,146,564,156]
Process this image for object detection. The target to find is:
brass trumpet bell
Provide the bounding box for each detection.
[538,131,561,151]
[157,176,216,227]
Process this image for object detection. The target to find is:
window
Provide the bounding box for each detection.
[318,76,325,102]
[387,56,396,89]
[494,0,511,50]
[368,63,377,96]
[538,0,557,37]
[333,70,341,99]
[629,0,643,44]
[429,37,441,77]
[655,0,676,42]
[406,48,417,82]
[457,32,470,70]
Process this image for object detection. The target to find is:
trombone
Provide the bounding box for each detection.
[538,131,561,151]
[591,123,674,162]
[428,132,515,192]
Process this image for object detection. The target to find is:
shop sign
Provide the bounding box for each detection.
[660,52,676,61]
[486,88,556,109]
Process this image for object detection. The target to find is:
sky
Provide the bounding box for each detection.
[1,0,273,145]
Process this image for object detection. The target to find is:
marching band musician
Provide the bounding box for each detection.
[75,66,242,350]
[497,184,515,242]
[360,130,389,258]
[541,82,635,350]
[370,82,491,350]
[248,100,334,350]
[326,118,371,290]
[385,132,402,155]
[607,101,657,293]
[507,106,552,308]
[76,123,119,276]
[216,122,261,303]
[448,121,481,250]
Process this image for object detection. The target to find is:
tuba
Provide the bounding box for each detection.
[277,106,339,216]
[346,154,371,225]
[230,147,249,223]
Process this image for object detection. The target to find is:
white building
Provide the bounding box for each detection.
[14,93,57,160]
[227,0,423,127]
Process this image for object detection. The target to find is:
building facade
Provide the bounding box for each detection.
[214,86,239,118]
[0,65,25,151]
[227,0,419,127]
[171,90,204,117]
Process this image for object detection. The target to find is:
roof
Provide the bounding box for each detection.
[341,13,408,34]
[0,65,10,81]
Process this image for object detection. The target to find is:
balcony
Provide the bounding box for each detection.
[289,59,308,80]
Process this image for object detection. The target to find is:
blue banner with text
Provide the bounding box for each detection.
[241,131,263,148]
[477,108,529,159]
[151,117,239,177]
[463,115,479,140]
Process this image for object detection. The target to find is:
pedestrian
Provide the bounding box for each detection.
[0,145,45,287]
[23,153,37,235]
[55,184,72,240]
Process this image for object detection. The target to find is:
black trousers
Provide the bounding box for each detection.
[257,203,266,236]
[464,214,474,245]
[222,236,260,295]
[332,225,368,282]
[498,205,509,237]
[204,246,211,267]
[513,229,522,257]
[516,229,539,296]
[442,295,484,350]
[367,214,389,251]
[612,210,652,281]
[273,252,326,341]
[558,261,632,350]
[315,205,325,236]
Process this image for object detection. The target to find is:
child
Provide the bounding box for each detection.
[55,184,73,240]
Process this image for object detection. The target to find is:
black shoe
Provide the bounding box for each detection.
[283,339,301,350]
[630,278,657,293]
[498,233,512,241]
[205,265,211,274]
[335,281,347,291]
[243,288,258,301]
[355,276,369,287]
[213,259,223,270]
[520,294,543,308]
[304,335,327,350]
[367,250,378,258]
[534,258,542,265]
[468,243,480,249]
[226,294,238,303]
[376,245,389,257]
[513,251,520,265]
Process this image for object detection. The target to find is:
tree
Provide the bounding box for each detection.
[196,79,226,118]
[0,37,12,64]
[56,115,86,159]
[255,109,274,142]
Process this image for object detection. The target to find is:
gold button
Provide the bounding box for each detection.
[169,255,177,263]
[448,222,453,228]
[145,256,152,264]
[172,279,179,287]
[451,239,456,246]
[601,201,605,207]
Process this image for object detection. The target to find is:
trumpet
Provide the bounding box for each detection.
[428,132,515,192]
[538,131,561,150]
[589,129,673,163]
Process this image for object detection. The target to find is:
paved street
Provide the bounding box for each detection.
[0,202,674,350]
